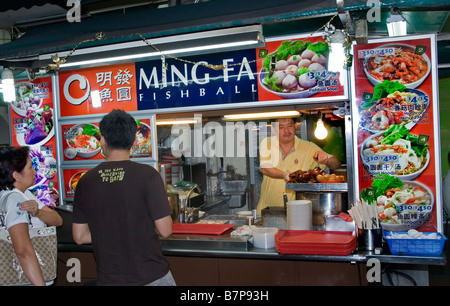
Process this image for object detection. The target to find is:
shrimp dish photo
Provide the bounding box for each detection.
[359,90,428,132]
[365,45,429,85]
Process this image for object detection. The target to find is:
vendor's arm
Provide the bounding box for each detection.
[9,223,46,286]
[260,165,291,182]
[72,223,92,244]
[20,200,62,227]
[313,151,342,170]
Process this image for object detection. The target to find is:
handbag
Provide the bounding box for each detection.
[0,191,57,285]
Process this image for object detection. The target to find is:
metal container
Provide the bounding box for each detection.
[261,206,287,230]
[167,193,179,222]
[296,192,347,230]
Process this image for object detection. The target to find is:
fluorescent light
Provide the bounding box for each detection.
[156,119,199,125]
[223,111,300,120]
[0,68,15,102]
[91,90,101,108]
[59,40,259,68]
[386,11,407,37]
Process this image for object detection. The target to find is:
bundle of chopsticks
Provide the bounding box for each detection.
[348,200,380,230]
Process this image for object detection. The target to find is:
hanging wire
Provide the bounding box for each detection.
[46,12,341,72]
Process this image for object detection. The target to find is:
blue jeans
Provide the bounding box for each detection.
[145,271,176,286]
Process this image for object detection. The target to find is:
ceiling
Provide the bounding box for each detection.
[0,0,449,72]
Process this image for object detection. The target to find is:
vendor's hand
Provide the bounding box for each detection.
[283,170,291,182]
[19,200,40,217]
[313,151,329,165]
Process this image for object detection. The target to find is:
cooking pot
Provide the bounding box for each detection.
[296,192,347,230]
[167,193,179,222]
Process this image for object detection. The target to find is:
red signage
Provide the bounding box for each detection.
[352,35,439,231]
[58,63,138,117]
[9,77,59,208]
[256,35,346,103]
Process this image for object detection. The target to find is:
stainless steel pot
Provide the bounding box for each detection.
[296,192,347,230]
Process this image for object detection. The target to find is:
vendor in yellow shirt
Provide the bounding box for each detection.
[257,117,341,214]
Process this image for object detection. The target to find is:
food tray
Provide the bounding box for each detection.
[384,231,447,256]
[275,230,356,255]
[172,223,235,235]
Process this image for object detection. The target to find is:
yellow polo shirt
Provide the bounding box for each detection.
[257,135,327,214]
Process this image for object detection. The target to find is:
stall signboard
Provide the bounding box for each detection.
[352,34,441,232]
[9,77,60,208]
[57,34,347,115]
[62,168,90,199]
[58,62,137,117]
[60,117,153,162]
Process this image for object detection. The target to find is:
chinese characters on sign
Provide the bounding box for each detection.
[58,63,138,117]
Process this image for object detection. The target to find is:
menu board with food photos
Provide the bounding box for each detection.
[352,34,441,232]
[9,76,59,208]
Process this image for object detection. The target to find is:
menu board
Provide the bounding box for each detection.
[9,77,59,208]
[60,117,153,162]
[61,122,102,161]
[62,168,91,199]
[256,35,346,102]
[352,34,440,232]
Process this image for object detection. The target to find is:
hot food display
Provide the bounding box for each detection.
[288,167,345,183]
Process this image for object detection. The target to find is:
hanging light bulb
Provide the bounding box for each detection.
[314,112,328,140]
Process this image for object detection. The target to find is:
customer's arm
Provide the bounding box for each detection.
[72,223,92,244]
[9,223,46,286]
[155,215,172,238]
[20,200,63,227]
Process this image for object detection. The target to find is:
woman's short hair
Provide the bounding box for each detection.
[0,146,30,190]
[99,109,137,150]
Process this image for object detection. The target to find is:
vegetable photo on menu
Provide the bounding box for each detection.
[358,80,429,133]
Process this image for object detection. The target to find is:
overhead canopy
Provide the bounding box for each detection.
[0,0,449,68]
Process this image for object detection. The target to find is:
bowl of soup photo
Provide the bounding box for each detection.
[66,123,101,158]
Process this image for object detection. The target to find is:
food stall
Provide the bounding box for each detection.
[7,27,446,286]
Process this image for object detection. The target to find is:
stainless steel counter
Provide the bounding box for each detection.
[55,206,446,266]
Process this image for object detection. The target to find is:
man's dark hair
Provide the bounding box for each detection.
[0,146,30,190]
[99,109,137,150]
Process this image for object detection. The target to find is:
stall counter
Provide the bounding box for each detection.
[54,206,446,286]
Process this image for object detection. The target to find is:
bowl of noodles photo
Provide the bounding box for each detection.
[363,44,431,89]
[130,120,151,158]
[358,80,429,133]
[360,124,429,181]
[66,123,101,158]
[360,175,433,231]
